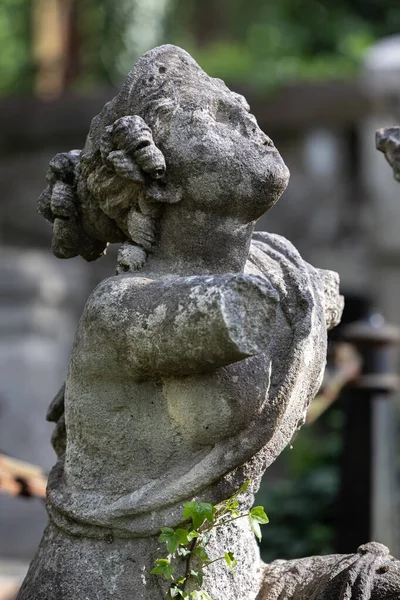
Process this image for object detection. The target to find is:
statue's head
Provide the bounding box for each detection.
[38,45,289,267]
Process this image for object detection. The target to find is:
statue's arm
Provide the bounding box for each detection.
[88,273,279,379]
[258,543,400,600]
[46,382,66,457]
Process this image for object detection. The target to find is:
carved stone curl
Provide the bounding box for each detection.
[17,46,398,600]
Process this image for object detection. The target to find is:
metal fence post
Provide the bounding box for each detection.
[336,312,400,555]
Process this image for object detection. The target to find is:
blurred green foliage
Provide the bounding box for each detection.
[165,0,400,89]
[1,0,400,97]
[78,0,137,89]
[255,408,344,560]
[0,0,32,95]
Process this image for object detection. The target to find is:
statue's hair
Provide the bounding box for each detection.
[38,113,170,268]
[37,150,110,262]
[37,45,248,269]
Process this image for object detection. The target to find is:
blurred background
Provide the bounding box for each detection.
[1,0,400,593]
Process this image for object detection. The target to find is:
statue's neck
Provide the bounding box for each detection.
[144,203,255,276]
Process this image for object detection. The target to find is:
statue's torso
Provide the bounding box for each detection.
[64,281,272,495]
[46,233,328,539]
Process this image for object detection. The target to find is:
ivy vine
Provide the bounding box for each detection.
[150,480,269,599]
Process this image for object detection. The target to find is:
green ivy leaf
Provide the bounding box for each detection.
[248,515,262,542]
[224,551,238,573]
[175,528,191,545]
[190,591,213,600]
[189,569,204,586]
[250,506,269,524]
[159,529,179,554]
[225,497,240,516]
[159,527,192,554]
[183,502,197,520]
[176,547,191,558]
[152,558,170,565]
[187,530,199,541]
[192,546,210,562]
[183,502,216,529]
[248,506,270,542]
[170,586,189,598]
[238,479,251,494]
[183,501,217,529]
[150,558,175,580]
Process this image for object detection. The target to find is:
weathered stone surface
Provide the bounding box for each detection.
[259,542,400,600]
[376,126,400,182]
[15,45,364,600]
[43,233,333,544]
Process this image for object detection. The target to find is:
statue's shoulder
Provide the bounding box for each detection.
[247,231,308,276]
[248,232,344,331]
[83,274,155,321]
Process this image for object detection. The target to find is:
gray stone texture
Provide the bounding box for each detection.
[259,542,400,600]
[376,127,400,183]
[16,45,399,600]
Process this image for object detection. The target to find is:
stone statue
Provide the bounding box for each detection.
[18,45,400,600]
